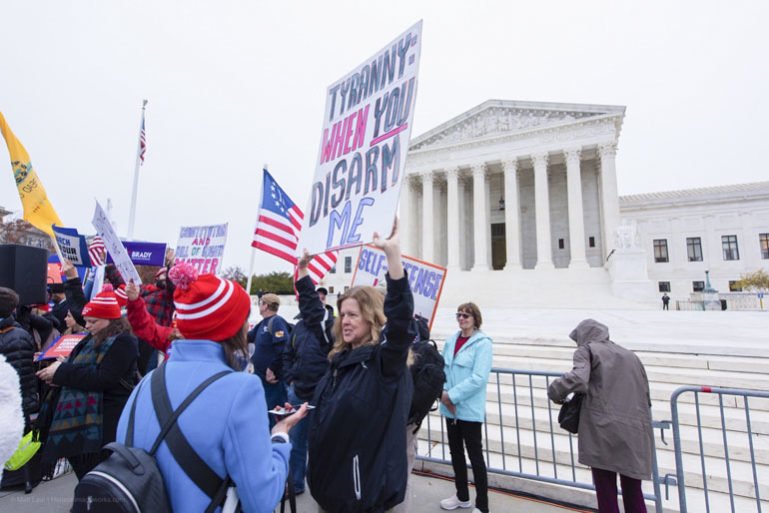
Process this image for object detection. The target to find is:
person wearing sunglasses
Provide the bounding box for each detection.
[439,302,493,513]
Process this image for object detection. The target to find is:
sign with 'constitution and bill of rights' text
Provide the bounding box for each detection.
[350,244,446,330]
[174,223,228,275]
[299,21,423,255]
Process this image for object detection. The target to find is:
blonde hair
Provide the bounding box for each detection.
[328,286,385,360]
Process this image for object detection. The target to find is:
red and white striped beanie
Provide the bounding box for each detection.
[114,284,128,308]
[82,288,122,319]
[169,262,250,342]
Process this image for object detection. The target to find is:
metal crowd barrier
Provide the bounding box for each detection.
[670,385,769,513]
[416,368,665,512]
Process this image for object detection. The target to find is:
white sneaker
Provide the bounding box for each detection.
[440,495,473,510]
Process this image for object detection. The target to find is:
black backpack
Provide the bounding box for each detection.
[407,339,446,431]
[72,366,234,513]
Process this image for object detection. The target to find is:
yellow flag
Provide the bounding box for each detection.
[0,112,62,237]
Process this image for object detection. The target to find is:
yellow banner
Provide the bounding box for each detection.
[0,112,62,237]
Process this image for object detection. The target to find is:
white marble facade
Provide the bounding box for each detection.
[322,100,769,307]
[400,100,624,272]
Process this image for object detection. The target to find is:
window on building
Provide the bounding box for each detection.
[328,286,335,294]
[653,239,669,263]
[344,256,352,273]
[686,237,703,262]
[692,281,705,292]
[760,233,769,259]
[722,235,739,261]
[588,236,595,248]
[658,281,671,292]
[729,280,743,292]
[558,238,565,250]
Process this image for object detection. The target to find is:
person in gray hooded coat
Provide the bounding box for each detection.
[548,319,653,513]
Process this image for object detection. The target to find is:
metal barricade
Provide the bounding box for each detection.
[670,386,769,513]
[416,368,665,512]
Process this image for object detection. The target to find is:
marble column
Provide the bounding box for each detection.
[421,171,434,262]
[533,153,554,270]
[471,163,490,271]
[599,143,620,263]
[565,148,588,268]
[501,159,521,269]
[446,167,461,270]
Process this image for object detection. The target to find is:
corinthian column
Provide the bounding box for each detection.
[533,153,554,270]
[421,171,434,262]
[471,163,490,271]
[446,167,461,270]
[565,148,588,268]
[501,159,521,269]
[599,143,620,262]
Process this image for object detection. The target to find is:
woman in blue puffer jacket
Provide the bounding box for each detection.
[439,302,493,513]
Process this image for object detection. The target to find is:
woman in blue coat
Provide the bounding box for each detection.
[116,263,307,513]
[439,302,493,513]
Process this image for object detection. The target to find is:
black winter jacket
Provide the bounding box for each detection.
[282,275,334,400]
[63,276,88,327]
[0,316,39,416]
[308,273,415,513]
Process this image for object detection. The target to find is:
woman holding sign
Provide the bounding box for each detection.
[308,220,416,513]
[35,287,138,479]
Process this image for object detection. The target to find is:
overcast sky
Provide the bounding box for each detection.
[1,1,767,274]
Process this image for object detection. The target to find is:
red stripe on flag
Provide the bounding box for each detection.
[254,243,298,265]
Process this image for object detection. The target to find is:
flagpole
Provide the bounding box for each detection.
[245,163,267,296]
[126,99,147,240]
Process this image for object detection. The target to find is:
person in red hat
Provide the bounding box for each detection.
[35,286,139,480]
[116,262,308,513]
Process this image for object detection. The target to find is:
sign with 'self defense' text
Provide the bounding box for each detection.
[299,21,423,255]
[350,244,446,330]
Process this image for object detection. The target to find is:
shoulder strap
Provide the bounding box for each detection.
[150,365,232,501]
[125,379,147,447]
[267,316,275,335]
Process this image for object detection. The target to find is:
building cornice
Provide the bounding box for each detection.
[620,182,769,212]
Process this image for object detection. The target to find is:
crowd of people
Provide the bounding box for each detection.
[0,223,655,513]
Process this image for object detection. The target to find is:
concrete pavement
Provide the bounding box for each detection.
[0,470,588,512]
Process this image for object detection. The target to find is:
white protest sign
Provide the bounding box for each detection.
[299,20,423,255]
[350,244,446,329]
[174,224,228,275]
[91,201,141,284]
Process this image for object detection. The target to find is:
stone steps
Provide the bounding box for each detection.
[416,334,769,511]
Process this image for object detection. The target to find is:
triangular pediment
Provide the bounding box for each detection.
[409,99,625,151]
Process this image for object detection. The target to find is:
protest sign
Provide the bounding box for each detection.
[107,241,167,267]
[36,333,86,361]
[91,201,142,284]
[350,244,446,329]
[52,226,92,267]
[174,224,227,275]
[298,21,423,255]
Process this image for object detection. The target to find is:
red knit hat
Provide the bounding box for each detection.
[169,262,250,342]
[82,286,122,319]
[114,285,128,308]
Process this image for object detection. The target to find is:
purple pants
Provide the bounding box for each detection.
[592,467,648,513]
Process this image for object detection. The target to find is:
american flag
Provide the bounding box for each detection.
[138,112,147,165]
[252,169,337,284]
[88,235,106,266]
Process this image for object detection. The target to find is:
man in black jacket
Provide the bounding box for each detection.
[282,252,335,495]
[0,287,38,420]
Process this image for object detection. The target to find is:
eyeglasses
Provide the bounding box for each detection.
[455,312,472,320]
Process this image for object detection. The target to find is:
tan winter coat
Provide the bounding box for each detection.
[548,319,654,481]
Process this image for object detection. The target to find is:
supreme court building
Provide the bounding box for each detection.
[324,100,769,308]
